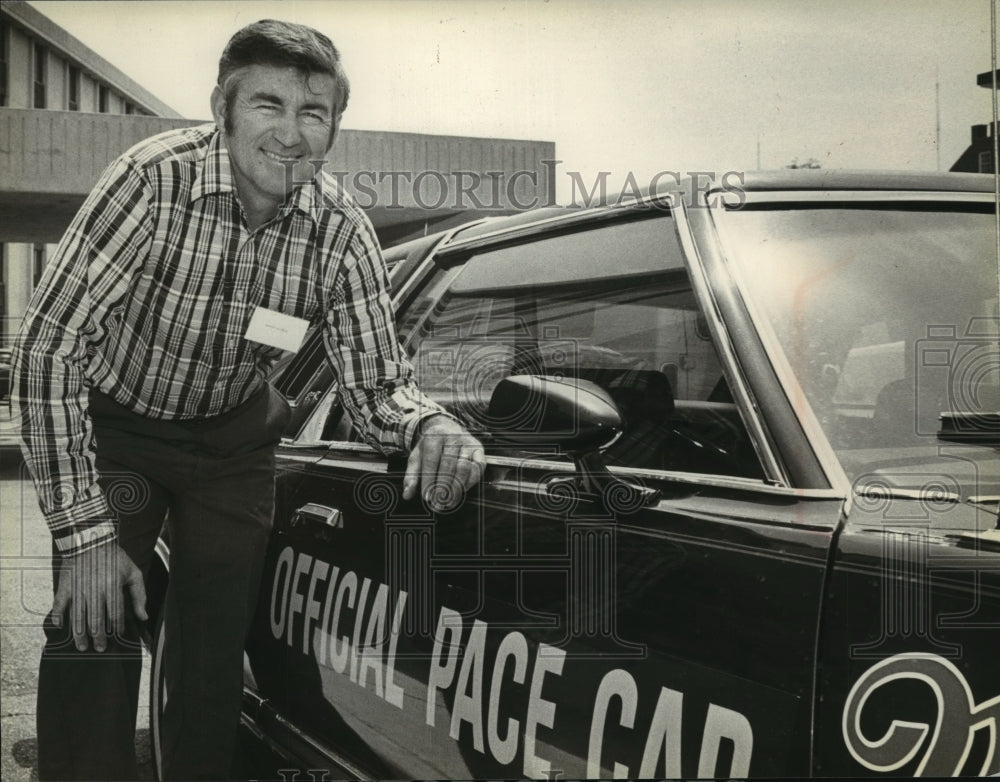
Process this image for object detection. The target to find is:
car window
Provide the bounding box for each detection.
[270,333,338,440]
[383,230,443,275]
[405,215,764,478]
[716,203,999,490]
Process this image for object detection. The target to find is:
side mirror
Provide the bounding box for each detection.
[486,374,623,451]
[487,375,660,515]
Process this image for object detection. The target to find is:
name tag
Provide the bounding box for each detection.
[244,307,309,353]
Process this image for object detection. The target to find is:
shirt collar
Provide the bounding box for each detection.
[191,129,323,223]
[280,173,323,221]
[190,130,234,202]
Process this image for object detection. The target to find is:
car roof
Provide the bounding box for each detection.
[385,169,995,253]
[718,169,995,193]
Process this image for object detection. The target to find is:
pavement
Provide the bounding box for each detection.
[0,408,155,781]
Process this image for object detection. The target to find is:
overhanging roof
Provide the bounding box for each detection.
[2,2,182,118]
[0,109,555,244]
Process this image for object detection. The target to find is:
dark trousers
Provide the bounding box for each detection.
[36,384,290,781]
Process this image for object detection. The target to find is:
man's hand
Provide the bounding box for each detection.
[403,415,485,512]
[52,542,148,652]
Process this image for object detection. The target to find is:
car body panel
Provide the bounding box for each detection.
[814,500,1000,776]
[249,446,843,777]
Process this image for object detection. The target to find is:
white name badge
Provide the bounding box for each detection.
[244,307,310,353]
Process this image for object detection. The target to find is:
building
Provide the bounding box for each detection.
[0,1,555,344]
[950,68,999,174]
[0,1,191,344]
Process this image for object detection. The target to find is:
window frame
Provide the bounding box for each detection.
[0,22,9,108]
[403,213,766,480]
[32,41,46,109]
[289,206,785,490]
[67,65,80,111]
[31,244,46,288]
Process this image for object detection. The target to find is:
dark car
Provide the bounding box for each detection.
[148,171,999,779]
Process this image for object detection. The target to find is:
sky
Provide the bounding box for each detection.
[27,0,998,201]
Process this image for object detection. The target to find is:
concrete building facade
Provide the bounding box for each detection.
[1,1,184,343]
[0,1,556,344]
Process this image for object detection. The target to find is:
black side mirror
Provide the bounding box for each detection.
[486,374,623,450]
[487,375,660,515]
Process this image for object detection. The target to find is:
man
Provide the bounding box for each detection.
[13,19,484,780]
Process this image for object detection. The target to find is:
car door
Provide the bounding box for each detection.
[246,205,844,778]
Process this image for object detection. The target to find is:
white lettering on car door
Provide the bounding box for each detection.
[587,668,752,779]
[638,686,683,778]
[698,703,753,777]
[427,606,463,726]
[450,619,489,751]
[588,669,638,778]
[487,630,529,765]
[522,643,566,778]
[425,606,568,777]
[267,547,756,776]
[270,548,410,708]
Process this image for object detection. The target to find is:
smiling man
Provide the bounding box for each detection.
[13,20,483,781]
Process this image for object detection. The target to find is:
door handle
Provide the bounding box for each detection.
[292,503,343,528]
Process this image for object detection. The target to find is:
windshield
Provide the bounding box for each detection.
[715,202,999,496]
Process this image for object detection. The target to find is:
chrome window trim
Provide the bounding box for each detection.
[389,219,486,307]
[438,195,675,257]
[707,197,851,498]
[280,441,841,502]
[284,438,382,453]
[487,454,843,501]
[673,198,792,489]
[717,189,995,207]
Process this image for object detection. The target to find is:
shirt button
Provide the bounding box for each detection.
[234,289,244,302]
[228,337,238,348]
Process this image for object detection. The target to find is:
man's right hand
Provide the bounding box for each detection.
[52,543,148,652]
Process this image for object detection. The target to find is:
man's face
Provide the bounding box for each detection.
[212,64,340,219]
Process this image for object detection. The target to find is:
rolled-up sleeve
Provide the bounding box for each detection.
[12,156,152,557]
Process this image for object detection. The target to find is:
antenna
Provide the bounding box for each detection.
[992,0,999,344]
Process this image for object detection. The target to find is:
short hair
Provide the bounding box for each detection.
[218,19,350,117]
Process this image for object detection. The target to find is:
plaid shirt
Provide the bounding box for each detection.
[13,123,444,557]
